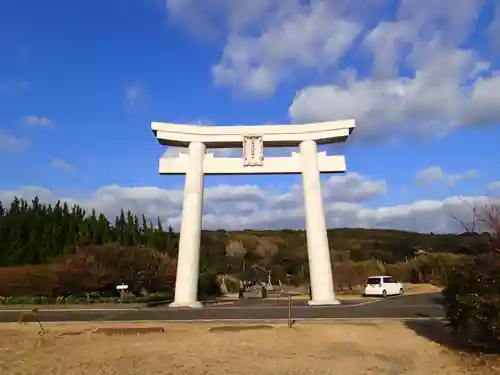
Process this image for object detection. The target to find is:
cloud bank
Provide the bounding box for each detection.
[0,172,495,233]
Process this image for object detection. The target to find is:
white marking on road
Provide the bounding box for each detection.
[183,296,401,310]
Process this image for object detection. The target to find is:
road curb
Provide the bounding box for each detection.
[0,317,445,326]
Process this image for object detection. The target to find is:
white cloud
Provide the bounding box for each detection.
[23,115,53,127]
[2,173,496,233]
[211,1,362,96]
[324,173,387,201]
[288,51,500,141]
[125,83,143,109]
[51,159,74,171]
[0,132,29,153]
[165,0,500,141]
[415,166,478,186]
[488,181,500,191]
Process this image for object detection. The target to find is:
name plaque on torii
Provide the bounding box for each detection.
[242,135,264,167]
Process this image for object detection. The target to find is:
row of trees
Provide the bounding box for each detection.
[0,197,179,267]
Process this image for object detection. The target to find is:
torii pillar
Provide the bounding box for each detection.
[152,120,355,308]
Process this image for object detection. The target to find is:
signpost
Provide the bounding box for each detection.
[116,283,129,299]
[285,292,300,328]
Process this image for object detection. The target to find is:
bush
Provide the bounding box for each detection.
[0,265,59,297]
[0,245,177,299]
[198,269,221,299]
[442,253,500,352]
[57,245,176,296]
[409,253,470,285]
[289,274,303,286]
[385,263,412,282]
[0,293,175,305]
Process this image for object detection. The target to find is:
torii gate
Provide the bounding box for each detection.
[151,120,355,308]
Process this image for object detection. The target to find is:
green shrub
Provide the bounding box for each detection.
[119,295,138,303]
[289,274,303,287]
[442,253,500,352]
[65,295,84,304]
[198,270,221,299]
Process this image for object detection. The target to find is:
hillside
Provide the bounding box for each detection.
[207,227,483,264]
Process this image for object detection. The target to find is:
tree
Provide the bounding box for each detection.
[0,197,175,267]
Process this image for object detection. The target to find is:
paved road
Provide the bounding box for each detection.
[0,293,444,323]
[210,298,362,307]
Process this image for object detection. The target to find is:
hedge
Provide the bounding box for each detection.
[0,245,176,298]
[442,252,500,353]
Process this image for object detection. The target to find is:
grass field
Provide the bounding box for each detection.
[1,320,498,375]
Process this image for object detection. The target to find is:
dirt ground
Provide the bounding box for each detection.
[1,320,498,375]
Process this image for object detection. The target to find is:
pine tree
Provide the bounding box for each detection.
[0,196,176,267]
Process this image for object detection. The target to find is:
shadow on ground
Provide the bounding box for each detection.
[405,320,500,374]
[404,319,500,356]
[209,325,273,332]
[94,327,165,335]
[404,320,461,351]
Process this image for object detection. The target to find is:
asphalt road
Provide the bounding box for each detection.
[0,293,444,323]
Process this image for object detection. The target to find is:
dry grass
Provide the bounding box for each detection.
[403,283,443,294]
[1,321,499,375]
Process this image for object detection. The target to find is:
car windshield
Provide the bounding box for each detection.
[366,277,381,285]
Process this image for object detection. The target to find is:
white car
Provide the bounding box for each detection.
[363,276,404,297]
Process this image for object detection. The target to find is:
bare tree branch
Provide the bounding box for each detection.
[448,196,500,256]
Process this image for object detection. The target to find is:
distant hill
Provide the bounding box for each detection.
[203,227,487,264]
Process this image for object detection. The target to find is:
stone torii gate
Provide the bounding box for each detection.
[151,120,355,308]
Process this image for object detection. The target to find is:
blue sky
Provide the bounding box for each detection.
[0,0,499,232]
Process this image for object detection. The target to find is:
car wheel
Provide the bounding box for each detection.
[399,288,404,296]
[382,290,387,298]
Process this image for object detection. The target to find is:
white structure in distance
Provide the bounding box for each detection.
[151,120,355,308]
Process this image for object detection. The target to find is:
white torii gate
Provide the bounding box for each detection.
[151,120,355,308]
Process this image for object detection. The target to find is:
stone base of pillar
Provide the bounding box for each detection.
[168,301,204,309]
[307,299,341,306]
